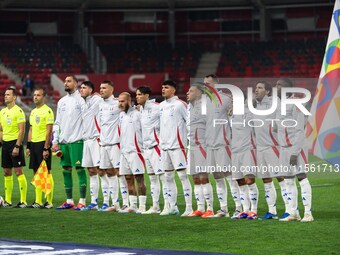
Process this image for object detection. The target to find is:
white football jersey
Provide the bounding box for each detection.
[119,106,143,154]
[140,99,160,150]
[82,94,102,141]
[230,108,256,153]
[98,95,120,146]
[205,91,232,149]
[253,95,279,152]
[53,90,84,144]
[276,96,306,155]
[159,96,187,150]
[187,98,206,148]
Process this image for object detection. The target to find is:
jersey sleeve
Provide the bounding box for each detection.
[154,104,161,132]
[0,110,3,127]
[52,101,61,144]
[28,111,33,126]
[291,106,306,155]
[46,108,55,125]
[186,104,191,141]
[134,111,143,134]
[179,101,188,123]
[17,108,26,123]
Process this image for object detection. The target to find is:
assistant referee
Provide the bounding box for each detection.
[0,87,27,208]
[26,87,55,209]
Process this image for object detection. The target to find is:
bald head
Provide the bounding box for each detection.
[120,92,131,100]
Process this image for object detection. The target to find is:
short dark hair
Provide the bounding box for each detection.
[68,75,78,83]
[6,87,17,96]
[205,74,219,83]
[278,78,293,87]
[81,81,95,92]
[136,86,152,95]
[161,79,176,89]
[191,82,205,93]
[101,80,114,87]
[256,80,272,95]
[34,87,47,96]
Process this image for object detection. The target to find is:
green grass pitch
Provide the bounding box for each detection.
[0,154,339,254]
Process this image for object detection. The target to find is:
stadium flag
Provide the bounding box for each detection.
[31,160,52,197]
[306,0,340,166]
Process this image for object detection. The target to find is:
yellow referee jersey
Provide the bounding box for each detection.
[29,104,54,142]
[0,105,26,142]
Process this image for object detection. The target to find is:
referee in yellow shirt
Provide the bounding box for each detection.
[26,88,54,209]
[0,87,27,208]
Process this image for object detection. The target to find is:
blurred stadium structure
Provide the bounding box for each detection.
[0,0,334,106]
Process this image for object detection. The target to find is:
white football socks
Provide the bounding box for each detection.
[119,175,129,206]
[202,183,214,211]
[79,198,86,205]
[194,184,205,212]
[264,181,277,215]
[129,195,137,209]
[300,178,312,215]
[100,174,110,205]
[159,174,169,209]
[89,174,99,204]
[67,199,74,205]
[177,170,193,212]
[215,178,228,210]
[108,175,119,205]
[149,175,160,208]
[278,179,289,213]
[139,195,147,211]
[285,178,298,214]
[165,171,177,210]
[227,176,242,211]
[248,183,259,213]
[238,184,250,213]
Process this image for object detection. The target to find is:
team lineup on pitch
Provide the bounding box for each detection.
[0,1,340,255]
[194,163,340,174]
[0,75,314,223]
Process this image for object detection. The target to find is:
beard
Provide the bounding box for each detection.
[120,104,129,112]
[65,87,72,92]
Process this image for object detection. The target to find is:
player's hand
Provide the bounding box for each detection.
[227,108,233,116]
[290,155,298,166]
[52,144,59,152]
[43,150,49,160]
[12,147,19,157]
[26,148,30,157]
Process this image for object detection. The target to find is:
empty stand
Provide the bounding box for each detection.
[0,39,93,103]
[216,39,325,79]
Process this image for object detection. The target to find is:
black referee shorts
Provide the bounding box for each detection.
[1,140,26,168]
[29,141,52,172]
